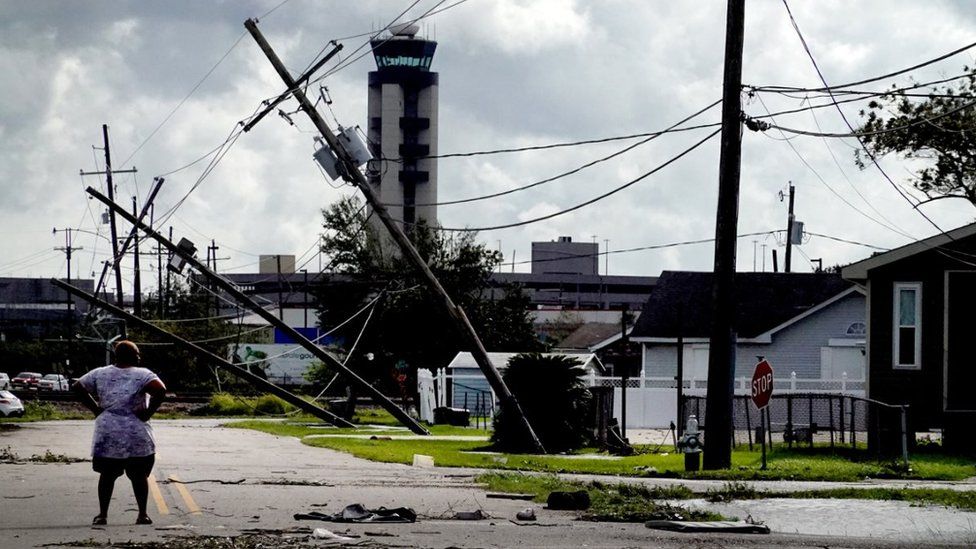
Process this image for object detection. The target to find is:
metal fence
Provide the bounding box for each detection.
[681,393,909,459]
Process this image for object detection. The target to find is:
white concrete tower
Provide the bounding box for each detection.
[366,23,438,245]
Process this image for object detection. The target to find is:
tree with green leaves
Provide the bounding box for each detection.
[856,67,976,207]
[134,278,240,392]
[311,196,542,402]
[491,353,592,453]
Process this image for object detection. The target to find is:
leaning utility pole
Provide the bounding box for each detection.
[51,279,354,428]
[244,18,544,453]
[86,185,430,435]
[704,0,745,470]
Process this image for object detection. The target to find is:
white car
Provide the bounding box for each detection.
[0,373,9,390]
[37,374,69,392]
[0,390,24,418]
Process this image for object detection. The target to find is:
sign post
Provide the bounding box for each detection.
[751,358,774,470]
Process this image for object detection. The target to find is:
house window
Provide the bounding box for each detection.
[846,322,866,336]
[893,282,921,369]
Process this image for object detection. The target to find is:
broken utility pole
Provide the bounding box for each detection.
[51,279,354,428]
[86,185,430,436]
[244,18,545,454]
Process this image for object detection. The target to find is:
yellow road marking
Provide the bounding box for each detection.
[167,475,202,515]
[147,473,169,515]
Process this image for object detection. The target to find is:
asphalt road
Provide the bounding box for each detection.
[1,419,973,548]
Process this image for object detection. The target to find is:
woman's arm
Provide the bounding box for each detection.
[136,378,167,422]
[71,381,101,417]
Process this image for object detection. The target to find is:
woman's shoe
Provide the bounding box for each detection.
[136,514,153,525]
[92,515,107,526]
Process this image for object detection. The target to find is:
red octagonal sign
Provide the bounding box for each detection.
[751,359,774,410]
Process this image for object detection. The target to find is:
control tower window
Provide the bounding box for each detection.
[376,55,432,69]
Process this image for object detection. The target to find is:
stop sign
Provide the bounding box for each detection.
[751,359,774,410]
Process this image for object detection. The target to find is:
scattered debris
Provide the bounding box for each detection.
[364,531,396,537]
[452,510,488,520]
[163,477,246,485]
[486,492,535,500]
[0,447,85,464]
[546,490,591,510]
[256,478,332,487]
[312,528,356,541]
[515,508,537,521]
[645,520,770,534]
[412,454,434,467]
[294,503,417,523]
[369,435,392,440]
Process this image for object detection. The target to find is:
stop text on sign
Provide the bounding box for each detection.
[751,359,774,410]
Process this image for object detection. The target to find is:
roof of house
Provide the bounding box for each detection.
[630,271,854,340]
[842,221,976,281]
[446,351,605,374]
[553,322,623,351]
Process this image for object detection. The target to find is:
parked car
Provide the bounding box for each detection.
[0,390,24,417]
[37,374,69,392]
[0,373,10,390]
[11,372,42,391]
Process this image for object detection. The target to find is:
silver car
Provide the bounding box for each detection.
[37,374,69,392]
[0,390,24,417]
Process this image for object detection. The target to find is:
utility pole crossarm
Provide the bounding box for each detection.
[85,185,429,436]
[243,18,545,453]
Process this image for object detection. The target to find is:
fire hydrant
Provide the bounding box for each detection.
[676,415,703,472]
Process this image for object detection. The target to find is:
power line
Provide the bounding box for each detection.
[805,231,889,251]
[748,38,976,94]
[385,120,722,162]
[393,101,722,207]
[119,31,248,168]
[436,128,721,232]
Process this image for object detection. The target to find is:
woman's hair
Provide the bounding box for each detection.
[114,340,141,365]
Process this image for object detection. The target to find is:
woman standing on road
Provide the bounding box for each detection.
[72,340,166,526]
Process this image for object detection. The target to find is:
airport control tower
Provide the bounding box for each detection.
[367,23,439,240]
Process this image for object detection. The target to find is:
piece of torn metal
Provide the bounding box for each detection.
[645,520,771,534]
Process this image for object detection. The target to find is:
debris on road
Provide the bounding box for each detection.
[645,520,771,534]
[312,527,357,541]
[515,508,537,521]
[486,492,535,500]
[452,509,488,520]
[412,454,435,467]
[546,490,591,510]
[294,503,417,523]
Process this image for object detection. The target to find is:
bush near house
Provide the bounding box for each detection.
[491,353,592,453]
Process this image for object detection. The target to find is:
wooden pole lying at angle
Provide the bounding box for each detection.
[50,279,354,428]
[243,18,544,453]
[85,186,430,435]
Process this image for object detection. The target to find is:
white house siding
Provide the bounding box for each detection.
[641,293,865,381]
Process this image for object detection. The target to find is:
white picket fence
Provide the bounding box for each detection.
[420,369,865,428]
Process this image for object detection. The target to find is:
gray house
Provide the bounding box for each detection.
[630,271,866,387]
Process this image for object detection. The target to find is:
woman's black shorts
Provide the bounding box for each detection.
[92,454,155,477]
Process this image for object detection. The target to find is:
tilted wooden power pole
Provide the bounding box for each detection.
[86,186,430,435]
[51,278,354,428]
[244,18,545,453]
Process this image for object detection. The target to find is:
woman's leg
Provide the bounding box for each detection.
[126,455,155,524]
[96,472,120,520]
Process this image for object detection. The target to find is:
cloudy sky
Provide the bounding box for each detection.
[2,0,975,292]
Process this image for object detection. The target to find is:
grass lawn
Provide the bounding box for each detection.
[226,419,976,482]
[480,473,976,514]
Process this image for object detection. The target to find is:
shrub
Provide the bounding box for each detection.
[491,353,592,453]
[253,394,293,415]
